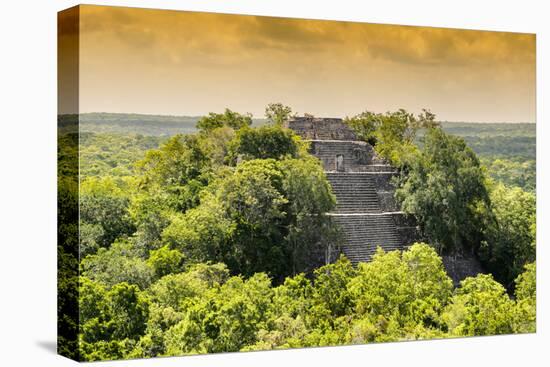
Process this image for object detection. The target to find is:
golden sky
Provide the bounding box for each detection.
[61,5,536,122]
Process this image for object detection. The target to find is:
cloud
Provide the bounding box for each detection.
[353,24,534,67]
[79,5,534,69]
[75,5,535,122]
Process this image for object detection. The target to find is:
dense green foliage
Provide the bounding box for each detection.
[75,244,535,360]
[344,109,439,168]
[344,113,536,194]
[58,128,80,358]
[513,262,536,334]
[58,107,536,361]
[481,157,535,193]
[163,156,336,280]
[265,103,294,126]
[346,109,535,289]
[479,183,536,288]
[397,128,491,254]
[80,178,135,255]
[196,108,253,132]
[80,133,165,178]
[436,122,535,193]
[75,113,336,297]
[227,125,304,163]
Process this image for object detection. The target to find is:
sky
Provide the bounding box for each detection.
[59,5,536,122]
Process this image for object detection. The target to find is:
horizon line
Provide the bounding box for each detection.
[60,111,536,124]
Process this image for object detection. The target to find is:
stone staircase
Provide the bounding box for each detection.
[330,214,404,262]
[287,117,417,264]
[325,171,405,262]
[326,172,381,213]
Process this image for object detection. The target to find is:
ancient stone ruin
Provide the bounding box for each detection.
[286,116,418,264]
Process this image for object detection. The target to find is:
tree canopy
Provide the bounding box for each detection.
[344,108,439,167]
[346,109,535,289]
[397,128,491,254]
[163,157,336,280]
[58,105,536,361]
[265,103,293,126]
[479,183,536,288]
[196,108,252,132]
[74,244,535,361]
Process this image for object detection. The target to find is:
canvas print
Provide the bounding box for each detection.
[58,5,536,362]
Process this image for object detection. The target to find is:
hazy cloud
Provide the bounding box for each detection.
[74,5,535,122]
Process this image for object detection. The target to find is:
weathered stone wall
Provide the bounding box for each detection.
[442,254,486,286]
[286,117,357,140]
[377,191,400,212]
[309,140,388,172]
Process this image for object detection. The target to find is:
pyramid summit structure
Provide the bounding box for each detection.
[286,116,418,264]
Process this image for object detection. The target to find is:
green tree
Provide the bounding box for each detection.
[265,103,293,126]
[79,277,109,343]
[227,125,304,163]
[312,255,356,319]
[132,263,231,357]
[130,134,214,251]
[481,157,536,193]
[136,134,211,212]
[271,273,314,320]
[79,223,105,259]
[162,193,236,265]
[349,244,452,329]
[147,263,229,312]
[278,157,337,274]
[401,243,453,326]
[79,279,150,361]
[512,262,536,333]
[479,183,536,288]
[344,108,438,167]
[344,111,379,145]
[128,190,174,252]
[163,157,336,280]
[80,177,135,255]
[106,282,150,340]
[163,273,273,355]
[147,245,184,278]
[81,240,154,289]
[442,274,514,336]
[242,314,308,351]
[198,126,236,166]
[196,108,252,132]
[515,262,536,301]
[397,128,491,254]
[215,159,288,276]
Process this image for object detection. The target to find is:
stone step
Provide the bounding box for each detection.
[331,213,404,263]
[287,118,412,264]
[327,176,382,213]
